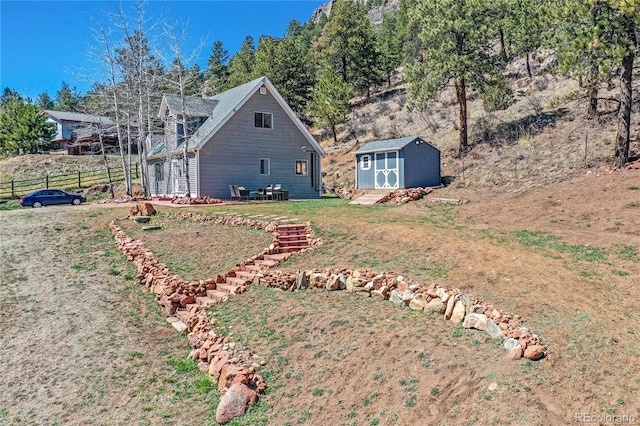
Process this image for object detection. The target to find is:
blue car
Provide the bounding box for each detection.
[20,189,86,208]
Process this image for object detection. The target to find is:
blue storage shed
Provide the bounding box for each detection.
[353,136,441,189]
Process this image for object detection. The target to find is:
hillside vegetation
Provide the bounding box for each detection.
[320,55,640,192]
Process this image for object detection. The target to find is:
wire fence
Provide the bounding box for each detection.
[0,164,139,198]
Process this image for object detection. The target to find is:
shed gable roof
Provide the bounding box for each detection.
[353,136,439,155]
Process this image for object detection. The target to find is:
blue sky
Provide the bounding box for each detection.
[0,0,325,100]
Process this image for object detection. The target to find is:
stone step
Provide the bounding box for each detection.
[263,253,291,261]
[195,296,217,307]
[235,270,256,279]
[277,224,307,230]
[254,259,278,267]
[279,230,306,235]
[174,309,191,321]
[207,289,229,301]
[243,264,262,272]
[280,245,310,253]
[216,282,240,293]
[225,276,248,286]
[279,240,308,247]
[278,233,307,240]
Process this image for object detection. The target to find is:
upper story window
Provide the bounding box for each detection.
[254,112,273,129]
[176,122,185,146]
[360,154,371,170]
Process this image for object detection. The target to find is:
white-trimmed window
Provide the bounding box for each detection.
[176,122,185,146]
[154,163,164,181]
[260,158,270,175]
[360,154,371,170]
[295,160,308,176]
[254,112,273,129]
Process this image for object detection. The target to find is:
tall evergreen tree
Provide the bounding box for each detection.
[318,0,383,96]
[406,0,508,154]
[36,92,55,111]
[227,36,256,88]
[0,95,56,155]
[253,21,316,115]
[204,40,229,96]
[307,66,353,144]
[552,0,637,167]
[552,0,620,118]
[501,0,546,78]
[55,81,83,112]
[376,10,403,86]
[1,88,21,107]
[610,0,637,169]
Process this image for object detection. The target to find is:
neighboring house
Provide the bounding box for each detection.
[147,76,326,199]
[353,136,441,190]
[41,110,115,155]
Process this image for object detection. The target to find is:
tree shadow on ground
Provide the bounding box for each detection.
[470,107,570,149]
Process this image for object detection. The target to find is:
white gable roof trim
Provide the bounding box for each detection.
[187,77,326,157]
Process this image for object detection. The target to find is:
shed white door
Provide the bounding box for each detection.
[374,152,399,189]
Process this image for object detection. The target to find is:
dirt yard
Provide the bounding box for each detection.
[1,166,638,425]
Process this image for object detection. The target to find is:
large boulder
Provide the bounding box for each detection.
[215,383,258,424]
[139,202,156,216]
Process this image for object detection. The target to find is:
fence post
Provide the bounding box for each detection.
[135,164,139,178]
[46,175,49,189]
[78,171,81,188]
[11,180,14,197]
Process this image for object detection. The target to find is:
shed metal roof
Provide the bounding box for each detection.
[353,136,439,155]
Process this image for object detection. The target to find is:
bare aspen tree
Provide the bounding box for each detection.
[160,19,206,198]
[90,23,132,196]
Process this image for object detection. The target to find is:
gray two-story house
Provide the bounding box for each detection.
[147,76,326,199]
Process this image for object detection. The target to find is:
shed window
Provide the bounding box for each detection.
[295,160,308,176]
[154,163,164,181]
[360,154,371,170]
[254,112,273,129]
[260,158,270,175]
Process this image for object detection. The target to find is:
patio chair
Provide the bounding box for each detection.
[238,186,250,201]
[273,184,283,200]
[229,185,240,200]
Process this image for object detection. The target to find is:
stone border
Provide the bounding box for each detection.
[110,209,546,423]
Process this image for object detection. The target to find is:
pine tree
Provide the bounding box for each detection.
[227,36,256,88]
[318,0,383,96]
[55,82,83,112]
[36,92,55,111]
[552,0,637,167]
[0,95,56,155]
[406,0,508,154]
[204,40,229,96]
[307,66,353,144]
[253,21,316,115]
[376,10,403,86]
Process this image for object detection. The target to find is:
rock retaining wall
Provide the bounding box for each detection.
[110,209,546,423]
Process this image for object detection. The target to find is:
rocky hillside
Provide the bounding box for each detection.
[318,51,640,193]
